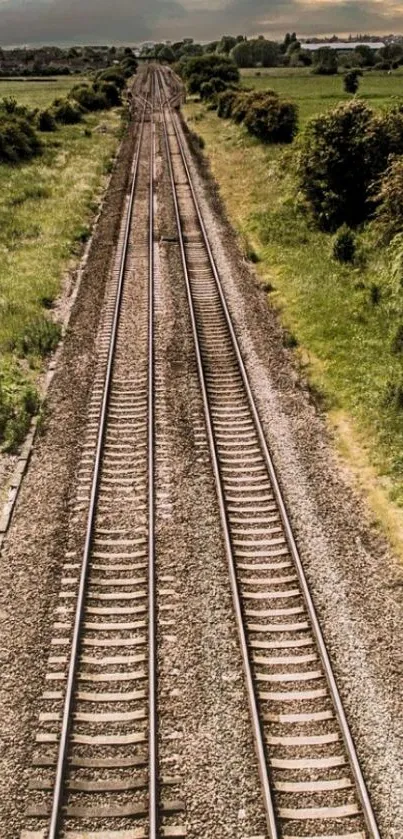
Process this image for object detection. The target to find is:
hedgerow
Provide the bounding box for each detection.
[216,88,298,144]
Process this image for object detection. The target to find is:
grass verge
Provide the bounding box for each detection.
[0,78,121,451]
[184,78,403,553]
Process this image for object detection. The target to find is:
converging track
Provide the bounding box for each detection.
[20,65,381,839]
[156,68,381,839]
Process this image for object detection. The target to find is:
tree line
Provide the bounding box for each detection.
[148,33,403,74]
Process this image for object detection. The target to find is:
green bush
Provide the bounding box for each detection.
[95,80,122,107]
[216,89,239,119]
[243,94,298,144]
[37,109,57,132]
[298,100,395,231]
[376,157,403,241]
[343,69,362,94]
[0,111,42,163]
[51,98,83,124]
[332,225,356,262]
[231,91,253,124]
[17,316,62,358]
[199,76,228,101]
[69,84,107,111]
[97,67,126,90]
[0,361,39,451]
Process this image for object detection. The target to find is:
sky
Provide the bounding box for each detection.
[0,0,403,47]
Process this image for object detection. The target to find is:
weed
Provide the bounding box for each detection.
[17,316,61,358]
[0,360,39,451]
[370,283,381,305]
[333,226,356,263]
[391,324,403,353]
[283,329,299,349]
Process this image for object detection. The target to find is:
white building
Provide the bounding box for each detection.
[303,42,384,52]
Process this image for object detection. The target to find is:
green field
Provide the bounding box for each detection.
[0,78,121,450]
[184,69,403,553]
[241,67,403,126]
[0,77,77,108]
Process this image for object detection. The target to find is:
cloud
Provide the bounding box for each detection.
[0,0,403,46]
[0,0,187,45]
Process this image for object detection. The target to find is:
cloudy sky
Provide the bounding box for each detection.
[0,0,403,46]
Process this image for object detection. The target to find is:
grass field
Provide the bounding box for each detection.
[0,77,77,108]
[184,69,403,552]
[241,67,403,126]
[0,78,122,450]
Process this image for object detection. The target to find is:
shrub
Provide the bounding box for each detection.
[37,109,57,132]
[96,81,121,107]
[391,324,403,353]
[69,84,107,111]
[243,94,298,144]
[298,100,392,230]
[51,98,83,124]
[97,67,126,90]
[376,157,403,241]
[332,225,356,262]
[0,111,42,163]
[0,361,39,451]
[216,89,238,119]
[344,69,362,94]
[231,91,253,124]
[199,76,227,100]
[384,377,403,411]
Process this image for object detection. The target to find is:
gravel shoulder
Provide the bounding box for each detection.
[0,113,139,837]
[180,115,403,838]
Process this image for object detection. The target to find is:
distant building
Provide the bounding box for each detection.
[303,41,384,52]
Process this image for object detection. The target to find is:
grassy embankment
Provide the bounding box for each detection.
[184,69,403,552]
[0,78,122,450]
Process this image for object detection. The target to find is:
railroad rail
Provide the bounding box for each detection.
[22,72,184,839]
[157,67,380,839]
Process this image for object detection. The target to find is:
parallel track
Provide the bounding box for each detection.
[22,74,184,839]
[157,67,380,839]
[20,64,381,839]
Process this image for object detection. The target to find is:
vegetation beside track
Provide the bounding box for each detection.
[184,69,403,549]
[0,78,123,450]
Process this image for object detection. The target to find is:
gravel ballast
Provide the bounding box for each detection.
[180,113,403,838]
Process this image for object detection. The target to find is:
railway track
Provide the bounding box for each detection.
[156,68,380,839]
[22,74,184,839]
[19,64,381,839]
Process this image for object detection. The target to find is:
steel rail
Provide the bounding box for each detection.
[157,67,380,839]
[47,93,151,839]
[156,69,278,839]
[148,72,158,839]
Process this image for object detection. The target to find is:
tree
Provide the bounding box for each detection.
[344,69,362,94]
[157,45,176,64]
[180,53,239,94]
[354,44,376,67]
[231,40,253,68]
[252,38,280,68]
[312,47,339,75]
[217,35,238,55]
